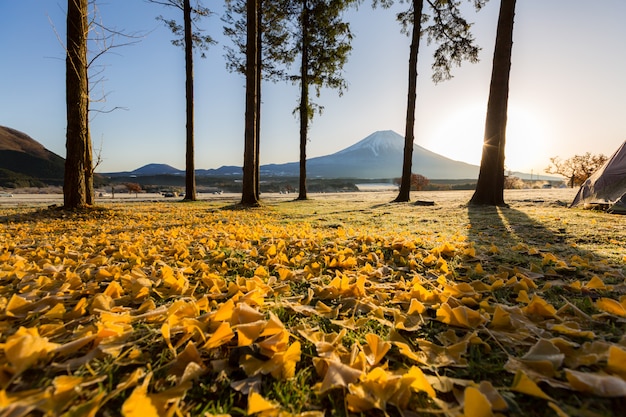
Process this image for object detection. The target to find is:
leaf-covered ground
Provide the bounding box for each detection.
[1,190,625,416]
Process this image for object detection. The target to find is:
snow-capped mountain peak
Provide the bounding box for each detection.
[335,130,405,157]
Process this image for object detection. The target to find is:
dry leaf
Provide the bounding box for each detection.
[510,370,553,401]
[565,369,626,397]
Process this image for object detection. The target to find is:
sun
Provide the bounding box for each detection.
[422,103,549,174]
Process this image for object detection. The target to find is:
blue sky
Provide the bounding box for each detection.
[1,0,625,175]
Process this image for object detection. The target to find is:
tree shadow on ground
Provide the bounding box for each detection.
[465,203,626,414]
[467,203,624,274]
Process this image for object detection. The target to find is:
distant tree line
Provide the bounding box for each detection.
[63,0,524,209]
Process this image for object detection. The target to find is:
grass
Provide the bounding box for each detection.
[0,189,625,416]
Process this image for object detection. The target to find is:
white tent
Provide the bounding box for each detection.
[570,141,626,214]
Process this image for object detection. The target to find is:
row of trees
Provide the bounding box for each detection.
[63,0,518,209]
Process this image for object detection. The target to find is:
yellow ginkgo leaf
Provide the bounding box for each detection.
[212,298,235,322]
[254,265,269,278]
[549,323,595,339]
[317,358,363,393]
[489,305,512,329]
[584,276,606,290]
[5,294,31,318]
[510,370,553,401]
[204,322,235,349]
[407,298,426,315]
[121,378,159,417]
[235,320,266,346]
[464,386,494,417]
[436,303,485,329]
[607,345,626,377]
[595,298,626,317]
[231,302,264,325]
[247,392,278,415]
[393,341,425,364]
[272,340,301,379]
[406,366,436,398]
[260,311,285,337]
[523,295,557,318]
[42,303,67,320]
[363,333,391,366]
[161,323,175,354]
[4,326,60,374]
[515,290,531,304]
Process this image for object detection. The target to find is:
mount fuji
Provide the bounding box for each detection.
[111,130,480,180]
[260,130,480,179]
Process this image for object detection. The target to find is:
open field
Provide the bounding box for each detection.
[1,189,625,416]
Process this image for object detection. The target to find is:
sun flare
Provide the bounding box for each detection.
[423,103,549,174]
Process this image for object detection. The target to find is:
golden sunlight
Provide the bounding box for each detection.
[424,103,548,174]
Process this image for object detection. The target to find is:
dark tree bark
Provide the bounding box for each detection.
[255,0,262,200]
[470,0,516,206]
[183,0,197,201]
[149,0,214,200]
[223,0,296,202]
[297,3,310,201]
[64,0,89,209]
[241,0,260,206]
[394,0,423,203]
[85,125,94,205]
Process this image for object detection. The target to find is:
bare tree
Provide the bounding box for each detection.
[63,0,141,208]
[545,152,607,188]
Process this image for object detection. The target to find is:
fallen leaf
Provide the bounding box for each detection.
[510,370,553,401]
[203,322,235,349]
[3,326,60,374]
[595,298,626,317]
[247,392,278,415]
[607,345,626,377]
[464,386,493,417]
[565,369,626,397]
[363,333,391,366]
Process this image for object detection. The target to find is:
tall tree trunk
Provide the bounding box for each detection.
[255,0,262,200]
[241,0,260,206]
[297,3,309,201]
[394,0,423,203]
[85,125,94,205]
[470,0,516,206]
[64,0,89,209]
[183,0,197,201]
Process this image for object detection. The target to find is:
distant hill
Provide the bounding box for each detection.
[0,126,65,187]
[105,130,481,180]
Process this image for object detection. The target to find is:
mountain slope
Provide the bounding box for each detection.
[262,130,480,179]
[132,163,183,176]
[102,130,481,180]
[0,126,65,186]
